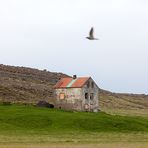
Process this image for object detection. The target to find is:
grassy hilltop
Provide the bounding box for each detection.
[0,104,148,144]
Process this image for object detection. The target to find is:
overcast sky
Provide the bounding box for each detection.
[0,0,148,94]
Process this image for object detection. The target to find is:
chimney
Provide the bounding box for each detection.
[73,75,77,79]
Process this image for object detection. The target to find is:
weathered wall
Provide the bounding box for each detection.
[54,88,83,111]
[81,78,99,112]
[54,78,99,112]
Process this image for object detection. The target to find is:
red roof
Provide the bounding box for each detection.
[54,77,90,89]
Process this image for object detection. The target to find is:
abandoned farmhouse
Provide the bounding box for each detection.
[54,75,99,112]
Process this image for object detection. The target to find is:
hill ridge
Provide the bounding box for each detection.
[0,64,148,113]
[0,64,69,103]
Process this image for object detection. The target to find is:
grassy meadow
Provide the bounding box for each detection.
[101,108,148,117]
[0,104,148,147]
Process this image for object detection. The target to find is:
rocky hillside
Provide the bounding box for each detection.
[99,89,148,110]
[0,64,69,104]
[0,64,148,111]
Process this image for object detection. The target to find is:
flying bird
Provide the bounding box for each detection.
[86,27,99,40]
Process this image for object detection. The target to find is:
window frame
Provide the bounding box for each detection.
[90,93,94,100]
[59,93,65,100]
[87,82,90,88]
[85,93,88,99]
[91,82,94,88]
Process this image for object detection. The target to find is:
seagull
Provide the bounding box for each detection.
[86,27,99,40]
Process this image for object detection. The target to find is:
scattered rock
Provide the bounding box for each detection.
[36,101,54,108]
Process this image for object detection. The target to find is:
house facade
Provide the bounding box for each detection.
[54,75,99,112]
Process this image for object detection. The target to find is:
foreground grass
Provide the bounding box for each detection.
[0,143,148,148]
[0,104,148,145]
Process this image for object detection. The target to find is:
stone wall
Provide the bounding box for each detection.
[54,78,99,112]
[81,78,99,111]
[54,88,82,111]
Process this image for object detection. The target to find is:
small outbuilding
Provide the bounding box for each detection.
[54,75,99,112]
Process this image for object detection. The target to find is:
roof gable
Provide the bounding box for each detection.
[54,77,90,89]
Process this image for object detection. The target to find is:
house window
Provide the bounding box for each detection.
[87,82,90,88]
[59,93,65,99]
[90,93,94,100]
[91,82,94,88]
[85,93,88,99]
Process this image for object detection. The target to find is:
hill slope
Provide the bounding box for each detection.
[0,64,148,112]
[1,104,147,134]
[99,89,148,109]
[0,64,69,103]
[0,104,147,143]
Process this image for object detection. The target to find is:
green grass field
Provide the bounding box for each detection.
[0,104,148,147]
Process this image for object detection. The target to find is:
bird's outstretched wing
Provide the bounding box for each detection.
[89,27,94,38]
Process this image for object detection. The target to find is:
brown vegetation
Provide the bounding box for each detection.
[0,143,148,148]
[99,89,148,116]
[99,89,148,109]
[0,64,148,113]
[0,64,69,104]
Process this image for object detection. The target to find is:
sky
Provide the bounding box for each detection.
[0,0,148,94]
